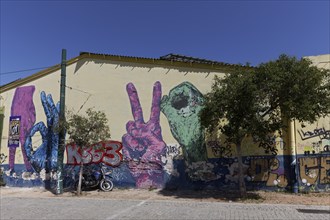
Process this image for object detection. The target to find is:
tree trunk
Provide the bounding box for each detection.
[77,162,84,195]
[236,142,246,197]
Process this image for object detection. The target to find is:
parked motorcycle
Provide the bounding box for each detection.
[76,163,114,192]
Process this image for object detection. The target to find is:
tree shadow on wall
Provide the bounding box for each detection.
[158,159,262,202]
[157,188,263,202]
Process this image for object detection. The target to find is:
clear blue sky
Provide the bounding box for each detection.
[1,0,329,86]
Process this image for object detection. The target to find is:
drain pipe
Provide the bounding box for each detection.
[290,120,299,193]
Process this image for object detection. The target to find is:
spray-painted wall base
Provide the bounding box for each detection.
[1,154,329,193]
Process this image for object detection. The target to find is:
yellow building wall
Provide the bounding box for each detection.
[295,54,330,155]
[0,58,222,165]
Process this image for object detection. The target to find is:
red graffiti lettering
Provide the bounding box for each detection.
[66,140,122,166]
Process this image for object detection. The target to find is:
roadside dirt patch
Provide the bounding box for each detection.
[1,186,329,206]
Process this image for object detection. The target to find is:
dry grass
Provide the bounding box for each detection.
[1,187,329,206]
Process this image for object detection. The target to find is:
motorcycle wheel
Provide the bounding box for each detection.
[100,179,113,192]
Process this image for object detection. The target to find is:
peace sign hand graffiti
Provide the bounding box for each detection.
[122,81,166,188]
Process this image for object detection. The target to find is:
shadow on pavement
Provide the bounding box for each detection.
[157,189,264,202]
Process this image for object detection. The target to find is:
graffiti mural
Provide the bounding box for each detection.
[122,82,166,188]
[206,140,233,158]
[186,161,220,181]
[298,156,330,186]
[298,127,330,155]
[161,82,206,163]
[295,122,330,191]
[165,144,182,157]
[162,143,182,178]
[246,157,288,188]
[24,91,59,173]
[9,86,36,172]
[1,82,329,193]
[252,135,285,156]
[66,140,122,166]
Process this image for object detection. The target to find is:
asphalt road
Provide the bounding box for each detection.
[1,196,329,220]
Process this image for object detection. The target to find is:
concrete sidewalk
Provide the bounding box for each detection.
[1,192,330,220]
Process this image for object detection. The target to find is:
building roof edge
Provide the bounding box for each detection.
[1,52,253,93]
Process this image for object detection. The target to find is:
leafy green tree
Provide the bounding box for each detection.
[66,108,111,195]
[201,67,263,196]
[201,55,330,196]
[256,54,330,123]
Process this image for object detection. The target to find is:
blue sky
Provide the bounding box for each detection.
[1,0,329,86]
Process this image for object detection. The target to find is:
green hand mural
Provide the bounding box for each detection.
[161,82,206,163]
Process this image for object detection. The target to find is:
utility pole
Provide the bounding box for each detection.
[56,49,67,194]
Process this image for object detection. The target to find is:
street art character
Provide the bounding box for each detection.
[24,91,59,173]
[161,82,206,163]
[122,81,166,188]
[9,86,36,172]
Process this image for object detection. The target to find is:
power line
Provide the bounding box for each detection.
[0,66,53,76]
[0,0,255,2]
[1,0,316,2]
[64,85,92,95]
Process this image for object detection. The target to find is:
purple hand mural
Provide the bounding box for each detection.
[9,86,36,172]
[122,81,166,188]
